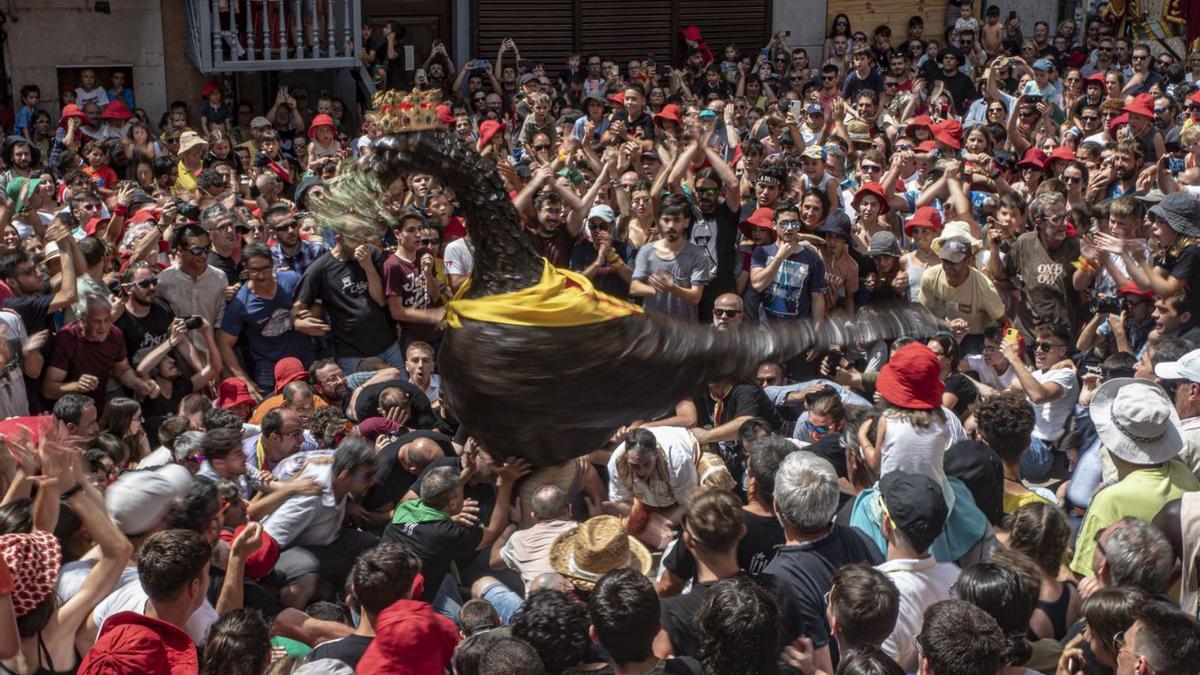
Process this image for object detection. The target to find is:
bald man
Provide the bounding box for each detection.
[712,292,744,331]
[490,483,577,589]
[362,432,451,530]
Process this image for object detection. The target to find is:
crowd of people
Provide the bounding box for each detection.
[0,6,1197,675]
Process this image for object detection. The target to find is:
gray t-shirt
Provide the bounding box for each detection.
[632,243,711,322]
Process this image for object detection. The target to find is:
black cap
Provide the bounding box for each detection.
[818,212,852,241]
[879,470,948,552]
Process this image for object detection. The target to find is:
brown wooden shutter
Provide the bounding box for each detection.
[578,0,674,66]
[473,1,576,68]
[676,0,772,63]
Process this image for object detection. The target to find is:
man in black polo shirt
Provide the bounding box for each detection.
[935,47,978,114]
[764,452,883,666]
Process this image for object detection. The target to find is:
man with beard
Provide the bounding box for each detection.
[0,137,38,190]
[1154,96,1182,148]
[990,193,1081,338]
[114,261,175,359]
[266,205,328,277]
[1088,139,1142,201]
[201,204,244,287]
[750,201,826,325]
[998,323,1079,482]
[0,217,78,336]
[673,130,741,322]
[514,165,587,268]
[310,358,350,409]
[1123,43,1164,96]
[631,194,710,322]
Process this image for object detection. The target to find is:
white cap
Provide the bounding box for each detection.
[1155,348,1200,383]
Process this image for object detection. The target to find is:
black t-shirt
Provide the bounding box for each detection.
[4,293,53,335]
[663,509,785,582]
[364,430,454,511]
[114,299,175,362]
[382,517,481,602]
[308,634,374,669]
[612,110,656,144]
[411,456,497,523]
[296,249,395,358]
[1171,245,1200,320]
[937,70,979,114]
[944,372,979,418]
[142,376,193,444]
[762,525,884,661]
[208,251,242,285]
[353,379,439,430]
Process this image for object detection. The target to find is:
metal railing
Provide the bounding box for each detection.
[186,0,363,73]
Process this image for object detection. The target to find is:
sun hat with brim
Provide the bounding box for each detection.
[847,120,872,145]
[273,357,308,394]
[933,220,982,253]
[937,237,974,264]
[1017,147,1048,170]
[1134,189,1167,205]
[739,206,777,238]
[549,515,652,591]
[1148,192,1200,238]
[906,114,935,138]
[876,342,945,410]
[80,611,200,675]
[904,206,943,236]
[654,103,682,125]
[58,104,87,128]
[1091,378,1184,465]
[250,116,272,129]
[933,126,961,150]
[178,130,208,155]
[100,100,133,121]
[307,113,336,139]
[1123,94,1155,119]
[0,531,61,617]
[867,231,902,258]
[6,176,42,214]
[853,182,890,214]
[1085,73,1108,90]
[216,377,256,410]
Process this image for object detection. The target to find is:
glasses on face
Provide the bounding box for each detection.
[861,164,883,173]
[1081,114,1099,122]
[246,264,272,275]
[713,308,742,318]
[420,237,440,246]
[126,276,159,290]
[884,81,899,88]
[1098,46,1113,52]
[804,420,835,435]
[187,245,211,256]
[184,453,205,464]
[777,219,803,231]
[533,144,551,152]
[1063,174,1083,184]
[1132,54,1148,61]
[1035,341,1063,352]
[822,75,836,81]
[273,220,298,231]
[696,186,719,196]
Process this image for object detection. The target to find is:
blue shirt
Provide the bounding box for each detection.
[750,244,827,322]
[13,106,35,137]
[219,271,314,370]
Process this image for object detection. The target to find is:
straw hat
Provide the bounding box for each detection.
[549,515,651,590]
[178,130,208,155]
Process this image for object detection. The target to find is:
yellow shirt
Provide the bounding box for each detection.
[174,159,199,193]
[1003,489,1050,514]
[918,265,1006,334]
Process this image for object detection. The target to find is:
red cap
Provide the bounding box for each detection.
[435,103,454,125]
[1085,72,1108,92]
[273,357,308,394]
[1107,112,1129,137]
[355,599,460,675]
[1118,282,1154,298]
[654,103,683,125]
[1123,93,1155,119]
[307,113,336,139]
[216,377,256,411]
[1017,147,1048,170]
[607,91,626,106]
[1048,145,1078,164]
[680,25,704,42]
[218,526,279,578]
[58,104,87,128]
[852,182,890,215]
[476,119,505,150]
[915,140,939,153]
[904,206,943,235]
[202,80,221,98]
[78,612,199,675]
[738,206,777,238]
[876,343,945,410]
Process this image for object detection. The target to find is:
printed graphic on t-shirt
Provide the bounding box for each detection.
[260,308,292,338]
[766,259,812,316]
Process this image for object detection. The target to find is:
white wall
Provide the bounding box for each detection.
[774,0,828,63]
[7,0,167,119]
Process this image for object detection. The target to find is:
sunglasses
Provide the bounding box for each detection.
[420,238,439,246]
[1034,341,1062,352]
[713,308,742,318]
[822,75,837,81]
[187,245,211,256]
[804,420,836,435]
[1081,115,1099,122]
[273,220,299,231]
[125,276,159,289]
[533,144,551,151]
[777,219,803,231]
[696,186,719,196]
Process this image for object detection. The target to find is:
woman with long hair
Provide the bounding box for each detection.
[823,14,852,64]
[1004,502,1080,641]
[98,397,151,465]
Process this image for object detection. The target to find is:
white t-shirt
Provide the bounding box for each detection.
[0,311,28,418]
[1031,368,1078,441]
[92,573,219,645]
[607,426,699,508]
[444,238,474,279]
[964,354,1017,390]
[880,557,962,672]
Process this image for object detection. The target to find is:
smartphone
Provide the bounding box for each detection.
[415,68,427,79]
[789,100,804,117]
[1004,327,1020,345]
[758,47,771,61]
[1026,94,1042,104]
[280,85,288,99]
[184,316,204,330]
[1168,155,1186,176]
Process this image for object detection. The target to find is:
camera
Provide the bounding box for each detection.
[1090,294,1127,315]
[184,315,204,330]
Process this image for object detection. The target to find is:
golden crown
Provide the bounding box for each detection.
[373,88,443,134]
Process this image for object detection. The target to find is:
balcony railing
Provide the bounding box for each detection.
[186,0,363,73]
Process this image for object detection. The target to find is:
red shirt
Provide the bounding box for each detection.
[47,321,128,413]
